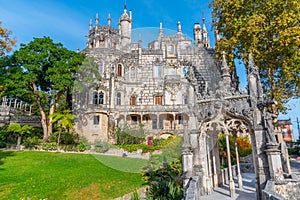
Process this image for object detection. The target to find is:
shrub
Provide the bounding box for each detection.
[113,125,146,145]
[77,142,91,152]
[143,159,183,200]
[23,136,42,148]
[94,140,109,153]
[41,142,57,151]
[0,141,6,148]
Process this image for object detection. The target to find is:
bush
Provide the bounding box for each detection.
[113,125,146,145]
[77,142,91,152]
[94,140,109,153]
[23,136,42,148]
[0,141,6,148]
[143,159,183,200]
[41,142,57,151]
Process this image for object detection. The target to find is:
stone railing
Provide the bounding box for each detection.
[184,176,199,200]
[262,178,300,200]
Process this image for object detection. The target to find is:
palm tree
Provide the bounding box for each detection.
[7,123,33,150]
[50,110,74,150]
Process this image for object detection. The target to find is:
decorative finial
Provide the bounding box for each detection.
[177,21,182,34]
[95,13,99,26]
[108,13,111,26]
[159,22,163,37]
[89,19,92,30]
[221,51,230,76]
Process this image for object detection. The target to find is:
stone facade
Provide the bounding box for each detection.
[75,6,217,142]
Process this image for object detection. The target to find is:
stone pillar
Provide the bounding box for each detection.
[182,121,193,189]
[212,134,220,187]
[265,144,284,181]
[206,136,213,193]
[225,133,236,197]
[234,135,243,189]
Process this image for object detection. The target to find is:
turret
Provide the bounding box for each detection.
[119,5,132,47]
[202,17,210,47]
[177,21,182,35]
[193,23,202,45]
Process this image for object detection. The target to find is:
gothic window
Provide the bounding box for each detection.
[98,62,104,74]
[93,92,98,104]
[178,115,183,125]
[131,116,138,124]
[93,91,104,105]
[170,68,175,75]
[154,66,162,77]
[93,115,100,125]
[152,115,157,129]
[130,96,136,106]
[117,92,121,105]
[182,66,189,77]
[168,45,174,54]
[99,91,104,104]
[184,95,188,105]
[155,95,163,105]
[130,67,136,78]
[117,64,123,76]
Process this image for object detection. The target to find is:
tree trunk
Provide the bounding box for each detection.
[17,135,22,151]
[47,91,63,136]
[31,82,49,139]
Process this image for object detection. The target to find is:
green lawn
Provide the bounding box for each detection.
[0,150,148,200]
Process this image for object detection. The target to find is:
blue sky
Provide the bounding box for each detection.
[0,0,299,140]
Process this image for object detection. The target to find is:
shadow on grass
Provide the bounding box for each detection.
[0,150,15,166]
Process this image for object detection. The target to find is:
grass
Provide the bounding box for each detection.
[0,150,148,200]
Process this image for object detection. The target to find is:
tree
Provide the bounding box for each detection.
[211,0,300,112]
[50,110,74,149]
[0,21,16,57]
[1,37,85,139]
[7,123,33,150]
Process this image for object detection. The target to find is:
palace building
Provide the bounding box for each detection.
[75,5,222,142]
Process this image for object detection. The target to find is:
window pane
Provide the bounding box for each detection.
[93,115,100,125]
[93,92,98,104]
[117,93,121,105]
[99,91,104,104]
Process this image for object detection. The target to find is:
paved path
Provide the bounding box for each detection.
[200,173,256,200]
[201,159,300,199]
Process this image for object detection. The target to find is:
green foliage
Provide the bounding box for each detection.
[143,159,183,200]
[77,141,91,152]
[131,191,140,200]
[22,136,42,148]
[113,125,146,145]
[211,0,300,111]
[41,142,57,151]
[0,37,85,138]
[288,146,300,156]
[94,140,110,153]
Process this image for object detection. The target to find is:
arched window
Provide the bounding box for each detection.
[93,92,98,104]
[168,45,174,54]
[182,66,189,77]
[130,67,136,78]
[117,92,121,105]
[130,96,136,106]
[99,91,104,104]
[184,95,188,105]
[117,64,122,76]
[98,62,104,74]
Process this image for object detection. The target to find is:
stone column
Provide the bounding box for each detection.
[234,135,243,189]
[182,121,193,189]
[205,135,212,194]
[265,143,284,181]
[225,132,236,197]
[212,134,219,187]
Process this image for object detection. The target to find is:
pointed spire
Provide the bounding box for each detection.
[177,21,182,34]
[95,13,99,26]
[129,10,132,21]
[221,51,230,76]
[89,19,92,31]
[202,17,207,33]
[108,13,111,26]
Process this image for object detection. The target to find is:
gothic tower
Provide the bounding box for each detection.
[119,5,132,47]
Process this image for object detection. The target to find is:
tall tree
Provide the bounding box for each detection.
[1,37,85,139]
[0,21,16,57]
[211,0,300,112]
